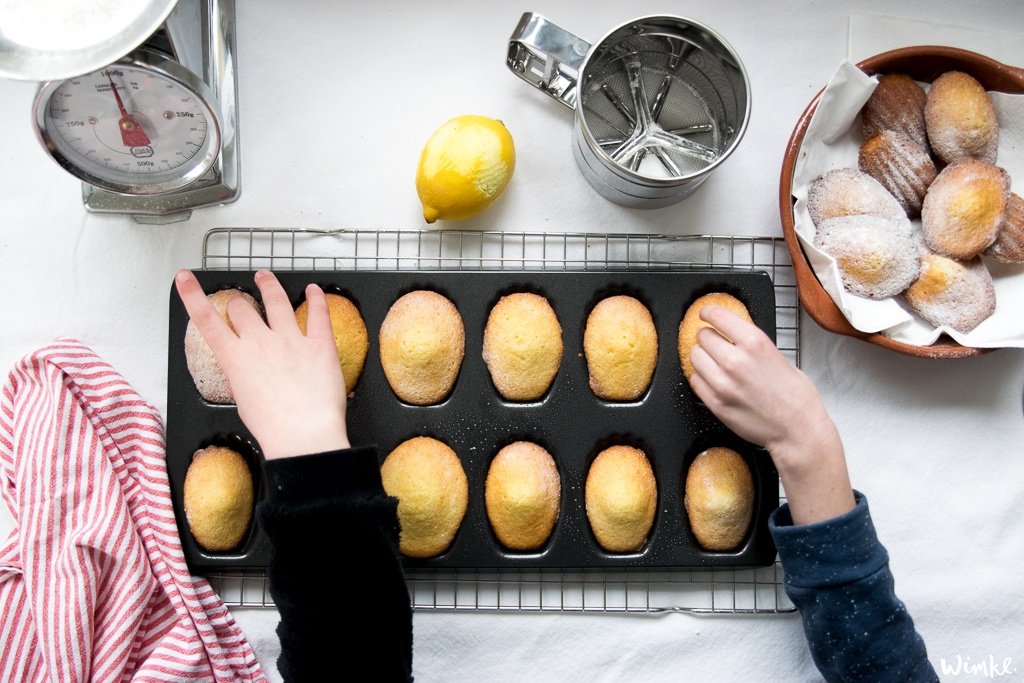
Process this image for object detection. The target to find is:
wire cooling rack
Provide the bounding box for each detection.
[200,227,798,614]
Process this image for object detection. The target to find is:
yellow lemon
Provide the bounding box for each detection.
[416,115,515,223]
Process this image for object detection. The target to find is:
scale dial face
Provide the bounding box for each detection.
[34,53,221,195]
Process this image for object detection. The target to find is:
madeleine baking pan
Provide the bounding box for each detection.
[166,269,778,572]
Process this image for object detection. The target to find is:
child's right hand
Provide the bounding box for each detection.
[689,306,855,525]
[688,306,832,462]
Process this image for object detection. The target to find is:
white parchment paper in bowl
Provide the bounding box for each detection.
[791,61,1024,348]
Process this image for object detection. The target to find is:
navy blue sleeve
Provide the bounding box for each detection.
[770,492,937,682]
[256,446,413,682]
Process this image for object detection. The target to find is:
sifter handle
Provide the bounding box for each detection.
[507,12,591,110]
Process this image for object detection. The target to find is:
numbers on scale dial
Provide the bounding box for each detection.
[46,66,211,178]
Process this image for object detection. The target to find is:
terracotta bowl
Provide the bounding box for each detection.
[779,46,1024,358]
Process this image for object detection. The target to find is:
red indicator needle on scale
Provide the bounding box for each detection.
[107,74,151,147]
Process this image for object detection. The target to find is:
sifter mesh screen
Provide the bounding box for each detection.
[580,32,740,180]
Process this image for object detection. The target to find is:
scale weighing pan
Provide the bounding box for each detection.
[0,0,179,81]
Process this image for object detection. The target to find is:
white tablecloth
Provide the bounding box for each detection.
[2,2,1023,680]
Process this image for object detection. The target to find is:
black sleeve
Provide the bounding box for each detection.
[256,446,413,682]
[770,492,936,682]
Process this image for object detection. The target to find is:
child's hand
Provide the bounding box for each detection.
[175,269,350,460]
[689,305,855,524]
[688,306,829,461]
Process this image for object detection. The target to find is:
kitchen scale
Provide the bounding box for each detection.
[17,0,239,223]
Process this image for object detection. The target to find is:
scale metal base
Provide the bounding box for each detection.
[82,0,239,224]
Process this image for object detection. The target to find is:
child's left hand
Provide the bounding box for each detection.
[175,269,350,460]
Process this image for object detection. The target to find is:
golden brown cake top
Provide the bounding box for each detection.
[381,436,469,558]
[295,292,370,394]
[925,70,999,164]
[583,295,658,401]
[379,290,465,405]
[183,445,254,552]
[678,292,752,382]
[585,445,657,553]
[813,215,921,300]
[184,289,260,404]
[684,447,754,552]
[921,158,1009,260]
[807,167,907,226]
[485,441,561,551]
[482,292,563,401]
[903,253,996,333]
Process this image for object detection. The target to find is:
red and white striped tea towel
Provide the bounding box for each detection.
[0,339,267,682]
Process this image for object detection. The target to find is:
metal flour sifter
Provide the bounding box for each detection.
[508,13,750,208]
